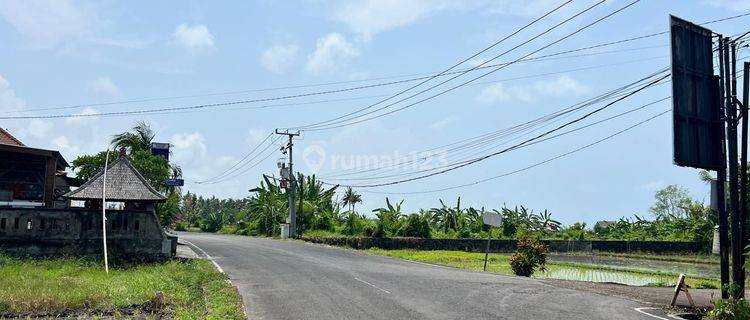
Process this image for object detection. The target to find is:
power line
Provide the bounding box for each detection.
[320,68,670,179]
[4,11,747,117]
[298,0,643,131]
[194,132,274,183]
[333,72,669,188]
[356,109,670,195]
[196,135,282,184]
[296,0,611,131]
[291,0,576,131]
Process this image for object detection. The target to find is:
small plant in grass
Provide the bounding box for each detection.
[707,284,750,320]
[508,236,548,277]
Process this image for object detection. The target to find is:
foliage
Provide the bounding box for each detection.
[398,213,432,238]
[649,184,693,220]
[708,284,750,320]
[71,149,176,226]
[509,236,548,277]
[111,120,156,153]
[341,187,362,213]
[0,255,244,319]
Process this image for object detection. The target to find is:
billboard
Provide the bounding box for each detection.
[151,142,170,161]
[670,15,724,170]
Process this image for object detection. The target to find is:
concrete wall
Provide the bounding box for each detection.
[0,208,173,258]
[300,236,706,254]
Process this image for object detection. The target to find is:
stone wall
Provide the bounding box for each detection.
[0,208,174,258]
[300,236,706,254]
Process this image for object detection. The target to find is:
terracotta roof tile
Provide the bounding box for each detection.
[0,128,24,146]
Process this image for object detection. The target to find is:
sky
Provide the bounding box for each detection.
[1,0,749,225]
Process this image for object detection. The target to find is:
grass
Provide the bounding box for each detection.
[366,249,721,288]
[0,255,244,319]
[580,252,719,265]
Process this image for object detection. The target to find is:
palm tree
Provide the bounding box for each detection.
[111,121,156,153]
[341,187,362,213]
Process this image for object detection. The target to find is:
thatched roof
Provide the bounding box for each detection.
[64,151,166,202]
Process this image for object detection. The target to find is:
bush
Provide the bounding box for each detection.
[398,214,431,238]
[509,236,548,277]
[707,284,750,320]
[174,222,188,232]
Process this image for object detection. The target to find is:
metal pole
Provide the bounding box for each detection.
[288,134,296,238]
[728,40,743,292]
[718,37,730,298]
[740,61,749,296]
[483,230,491,271]
[102,150,110,274]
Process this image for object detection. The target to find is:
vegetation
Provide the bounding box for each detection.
[509,236,548,277]
[365,249,718,287]
[0,255,243,319]
[70,121,183,227]
[180,171,716,246]
[707,284,750,320]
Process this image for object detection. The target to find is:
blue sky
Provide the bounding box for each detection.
[1,0,749,225]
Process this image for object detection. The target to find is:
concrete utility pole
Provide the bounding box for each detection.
[276,129,300,238]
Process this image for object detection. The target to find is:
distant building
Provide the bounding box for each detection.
[0,143,176,258]
[0,129,80,208]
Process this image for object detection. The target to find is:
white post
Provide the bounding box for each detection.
[102,150,110,274]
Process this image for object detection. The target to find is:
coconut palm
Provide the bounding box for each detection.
[341,187,362,213]
[111,121,156,153]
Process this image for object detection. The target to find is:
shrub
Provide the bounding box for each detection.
[174,222,188,232]
[509,236,548,277]
[707,284,750,320]
[398,214,431,238]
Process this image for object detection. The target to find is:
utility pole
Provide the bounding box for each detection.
[276,129,300,238]
[726,39,744,294]
[717,37,730,298]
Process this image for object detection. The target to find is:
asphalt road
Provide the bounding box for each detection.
[180,233,659,320]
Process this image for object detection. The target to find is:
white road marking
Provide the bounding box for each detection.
[183,239,225,273]
[634,307,671,320]
[354,277,391,294]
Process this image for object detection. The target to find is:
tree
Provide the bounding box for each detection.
[341,187,362,213]
[71,149,174,226]
[111,121,155,153]
[649,184,693,220]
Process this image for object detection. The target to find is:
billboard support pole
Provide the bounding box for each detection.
[725,38,743,296]
[740,61,749,298]
[717,36,730,299]
[729,42,745,296]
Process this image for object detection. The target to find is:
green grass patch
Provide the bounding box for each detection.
[366,249,720,288]
[0,255,244,319]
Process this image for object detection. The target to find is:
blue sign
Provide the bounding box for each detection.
[151,142,170,161]
[165,179,184,187]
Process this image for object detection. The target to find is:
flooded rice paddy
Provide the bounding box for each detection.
[538,253,719,286]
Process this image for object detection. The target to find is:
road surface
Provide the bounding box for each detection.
[180,233,660,320]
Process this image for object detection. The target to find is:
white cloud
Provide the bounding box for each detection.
[173,24,214,50]
[260,44,299,74]
[90,76,120,96]
[0,75,25,112]
[306,33,358,74]
[476,75,588,104]
[430,116,457,129]
[0,0,91,48]
[170,132,208,167]
[486,0,567,17]
[247,129,268,146]
[704,0,750,11]
[51,135,81,157]
[65,107,100,126]
[25,119,53,139]
[334,0,455,40]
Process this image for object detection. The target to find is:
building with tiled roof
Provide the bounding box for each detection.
[0,128,25,146]
[64,149,166,202]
